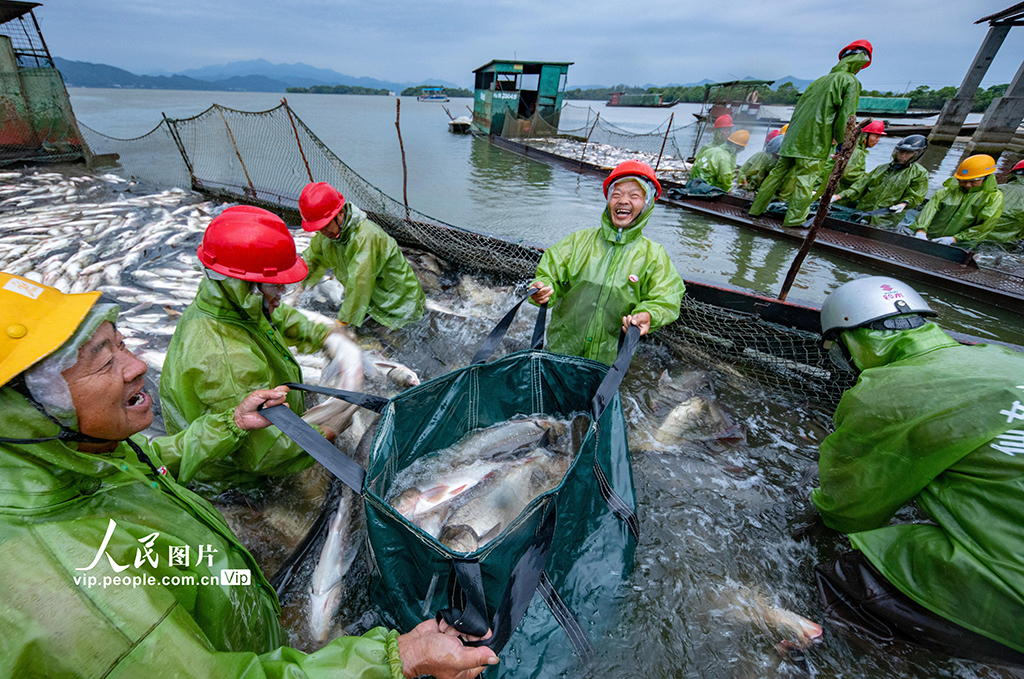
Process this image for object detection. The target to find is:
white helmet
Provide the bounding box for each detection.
[821,276,935,337]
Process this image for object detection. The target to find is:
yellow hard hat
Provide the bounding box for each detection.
[0,272,99,387]
[955,154,997,181]
[727,130,750,147]
[780,124,789,135]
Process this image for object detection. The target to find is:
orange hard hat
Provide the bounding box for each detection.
[603,160,662,199]
[714,114,734,129]
[197,206,308,284]
[727,130,750,147]
[955,155,997,181]
[862,120,886,135]
[299,182,346,232]
[839,40,873,68]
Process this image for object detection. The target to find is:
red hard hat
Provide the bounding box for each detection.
[1012,159,1024,173]
[839,40,873,68]
[603,160,662,200]
[197,206,308,284]
[766,129,781,143]
[300,182,346,232]
[862,120,886,135]
[714,114,734,129]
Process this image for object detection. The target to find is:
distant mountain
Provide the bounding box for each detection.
[55,57,291,92]
[774,75,813,91]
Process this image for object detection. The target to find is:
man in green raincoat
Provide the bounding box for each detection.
[749,40,870,227]
[160,207,336,495]
[690,130,749,191]
[529,160,686,365]
[832,134,929,228]
[300,182,425,329]
[990,159,1024,242]
[810,276,1024,663]
[0,271,498,679]
[910,154,1005,244]
[738,130,782,193]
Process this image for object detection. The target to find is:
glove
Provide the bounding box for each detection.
[933,236,957,245]
[830,194,842,204]
[888,203,906,214]
[914,231,929,240]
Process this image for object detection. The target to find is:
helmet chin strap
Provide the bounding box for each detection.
[0,377,113,445]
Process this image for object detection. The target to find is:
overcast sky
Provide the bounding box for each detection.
[38,0,1023,90]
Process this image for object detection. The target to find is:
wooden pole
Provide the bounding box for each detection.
[655,112,674,172]
[777,116,871,302]
[395,98,410,219]
[217,106,257,199]
[282,98,314,183]
[579,112,600,169]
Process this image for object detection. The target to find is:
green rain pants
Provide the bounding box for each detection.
[749,156,823,226]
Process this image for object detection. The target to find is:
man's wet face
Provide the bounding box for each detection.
[608,179,646,228]
[958,178,983,192]
[62,321,152,450]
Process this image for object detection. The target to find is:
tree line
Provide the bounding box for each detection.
[564,82,1009,112]
[286,85,390,95]
[400,85,474,97]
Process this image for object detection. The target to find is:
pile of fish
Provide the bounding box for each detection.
[524,137,692,181]
[386,415,584,552]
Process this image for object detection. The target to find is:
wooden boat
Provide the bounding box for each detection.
[487,133,1024,313]
[607,92,679,108]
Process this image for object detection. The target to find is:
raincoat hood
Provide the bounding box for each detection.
[834,52,870,75]
[952,174,997,194]
[839,322,958,372]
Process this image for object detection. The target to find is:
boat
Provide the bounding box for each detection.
[471,60,573,136]
[606,92,679,108]
[417,87,449,102]
[691,80,783,125]
[448,116,472,134]
[487,133,1024,313]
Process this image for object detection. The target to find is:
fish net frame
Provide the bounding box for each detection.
[81,100,850,412]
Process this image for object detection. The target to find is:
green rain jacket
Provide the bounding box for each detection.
[812,323,1024,653]
[303,204,425,328]
[839,157,929,228]
[691,143,737,191]
[991,174,1024,243]
[910,175,1005,242]
[0,386,403,679]
[779,53,866,161]
[738,151,776,192]
[532,206,685,365]
[816,137,868,196]
[160,276,329,492]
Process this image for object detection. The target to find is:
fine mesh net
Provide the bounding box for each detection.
[81,100,846,411]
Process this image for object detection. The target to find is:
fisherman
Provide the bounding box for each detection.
[690,130,750,191]
[811,275,1024,664]
[749,40,871,227]
[299,182,425,329]
[0,271,498,679]
[990,159,1024,242]
[738,130,783,193]
[160,206,338,492]
[831,134,929,228]
[815,119,887,196]
[910,154,1004,244]
[529,160,686,365]
[710,114,734,147]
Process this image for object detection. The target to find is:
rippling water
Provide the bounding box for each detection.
[39,89,1024,677]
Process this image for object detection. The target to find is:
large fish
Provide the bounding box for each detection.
[308,486,359,643]
[302,330,365,437]
[718,584,824,649]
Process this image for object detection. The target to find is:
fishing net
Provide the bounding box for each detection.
[81,100,850,412]
[0,69,86,166]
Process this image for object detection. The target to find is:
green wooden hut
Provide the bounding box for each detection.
[471,60,572,136]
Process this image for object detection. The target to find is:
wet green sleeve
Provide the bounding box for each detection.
[150,409,246,483]
[903,168,929,208]
[632,244,685,331]
[532,236,573,307]
[910,188,943,233]
[337,226,383,326]
[302,234,330,287]
[956,189,1005,243]
[272,304,330,354]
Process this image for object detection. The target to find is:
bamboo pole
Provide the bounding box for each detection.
[217,106,256,199]
[282,98,314,183]
[395,99,410,219]
[777,116,871,301]
[655,112,674,172]
[579,112,600,169]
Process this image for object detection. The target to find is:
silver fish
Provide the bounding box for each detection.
[309,487,359,643]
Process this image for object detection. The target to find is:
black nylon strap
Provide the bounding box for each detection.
[591,325,641,422]
[537,571,596,663]
[437,505,558,654]
[471,293,547,365]
[258,403,365,494]
[281,383,389,413]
